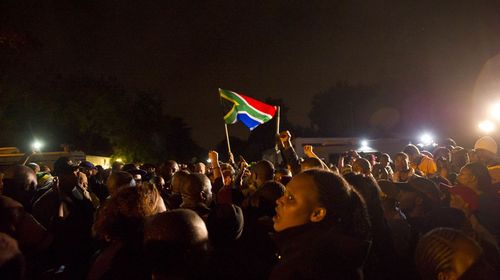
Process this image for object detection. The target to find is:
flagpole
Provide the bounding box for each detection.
[224,123,232,156]
[274,106,281,165]
[276,106,281,135]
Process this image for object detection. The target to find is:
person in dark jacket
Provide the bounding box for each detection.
[270,169,371,280]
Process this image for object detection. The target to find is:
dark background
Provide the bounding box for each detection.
[2,1,500,162]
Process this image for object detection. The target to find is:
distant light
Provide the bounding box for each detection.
[115,158,123,163]
[478,120,496,134]
[420,133,434,146]
[360,139,369,147]
[490,103,500,120]
[32,140,43,151]
[206,158,212,163]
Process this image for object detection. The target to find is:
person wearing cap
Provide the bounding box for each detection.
[403,144,437,177]
[445,185,499,248]
[472,136,500,185]
[456,162,500,242]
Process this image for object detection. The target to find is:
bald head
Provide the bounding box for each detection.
[144,209,209,279]
[159,160,179,181]
[144,209,208,245]
[180,173,212,206]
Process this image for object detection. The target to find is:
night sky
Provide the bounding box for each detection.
[4,1,500,148]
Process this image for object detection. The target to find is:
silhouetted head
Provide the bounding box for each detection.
[415,228,496,280]
[250,160,275,188]
[144,209,209,279]
[2,165,37,208]
[180,173,212,208]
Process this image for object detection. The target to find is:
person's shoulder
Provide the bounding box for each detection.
[0,195,23,209]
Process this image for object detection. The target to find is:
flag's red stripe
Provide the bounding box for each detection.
[239,94,276,117]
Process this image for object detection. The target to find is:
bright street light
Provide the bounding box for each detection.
[360,139,369,147]
[32,140,43,151]
[478,120,496,134]
[420,133,434,146]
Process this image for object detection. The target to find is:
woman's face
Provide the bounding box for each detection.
[273,175,320,232]
[457,167,477,189]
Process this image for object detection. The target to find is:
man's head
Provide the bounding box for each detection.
[180,173,212,207]
[451,147,469,173]
[274,168,292,184]
[111,161,124,173]
[144,209,209,279]
[2,165,37,208]
[395,176,441,217]
[106,171,134,196]
[380,153,391,167]
[192,162,206,175]
[79,161,97,177]
[158,160,179,181]
[394,152,410,172]
[171,170,190,194]
[415,228,488,280]
[403,144,421,163]
[352,158,372,176]
[250,160,274,188]
[251,181,286,217]
[300,157,323,172]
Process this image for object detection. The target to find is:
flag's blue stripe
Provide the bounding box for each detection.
[237,113,262,130]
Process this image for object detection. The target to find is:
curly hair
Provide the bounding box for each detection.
[93,186,159,242]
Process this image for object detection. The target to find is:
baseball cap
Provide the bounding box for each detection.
[79,161,96,170]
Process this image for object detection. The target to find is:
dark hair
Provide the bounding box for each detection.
[415,228,482,280]
[301,169,371,239]
[251,160,275,181]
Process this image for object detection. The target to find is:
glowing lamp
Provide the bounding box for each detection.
[420,133,434,146]
[32,140,43,151]
[478,120,496,134]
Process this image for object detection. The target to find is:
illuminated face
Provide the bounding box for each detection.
[457,167,477,189]
[273,175,319,232]
[394,155,409,172]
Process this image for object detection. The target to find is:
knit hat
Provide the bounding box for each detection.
[474,136,497,154]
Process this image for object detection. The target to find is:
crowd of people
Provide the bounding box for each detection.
[1,131,499,279]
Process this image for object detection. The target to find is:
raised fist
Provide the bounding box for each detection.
[304,145,314,157]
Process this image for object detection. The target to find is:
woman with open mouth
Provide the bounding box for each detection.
[270,169,372,280]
